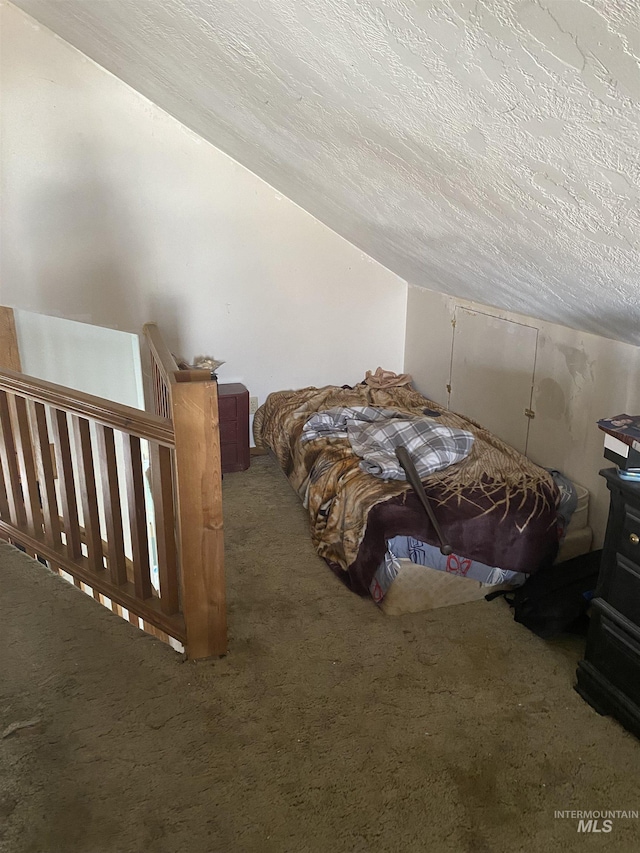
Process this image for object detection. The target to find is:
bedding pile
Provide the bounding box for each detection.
[301,406,474,480]
[254,384,560,598]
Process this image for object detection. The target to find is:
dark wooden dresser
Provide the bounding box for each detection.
[575,468,640,738]
[218,383,250,474]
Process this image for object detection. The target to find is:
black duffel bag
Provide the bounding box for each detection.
[486,550,602,639]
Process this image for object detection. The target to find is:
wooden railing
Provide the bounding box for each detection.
[0,317,226,659]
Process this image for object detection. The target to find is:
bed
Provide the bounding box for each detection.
[253,381,586,614]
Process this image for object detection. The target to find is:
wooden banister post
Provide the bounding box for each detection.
[0,307,21,371]
[171,379,226,658]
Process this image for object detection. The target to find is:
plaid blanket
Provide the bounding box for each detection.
[301,406,403,441]
[302,406,474,480]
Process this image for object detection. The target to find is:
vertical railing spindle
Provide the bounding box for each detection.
[71,416,104,574]
[8,395,42,538]
[123,434,152,600]
[150,442,179,615]
[50,408,82,560]
[0,392,21,526]
[0,455,10,523]
[30,401,62,549]
[96,425,128,587]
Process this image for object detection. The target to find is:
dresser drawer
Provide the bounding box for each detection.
[617,501,640,560]
[221,442,242,472]
[219,419,238,446]
[585,604,640,706]
[606,554,640,625]
[218,395,239,421]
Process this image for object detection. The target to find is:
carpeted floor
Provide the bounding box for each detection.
[1,454,639,853]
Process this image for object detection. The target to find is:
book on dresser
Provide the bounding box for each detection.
[598,414,640,471]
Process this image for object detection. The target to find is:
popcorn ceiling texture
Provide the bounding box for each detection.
[12,0,640,343]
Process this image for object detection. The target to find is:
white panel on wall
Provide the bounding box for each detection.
[449,308,538,455]
[13,309,145,409]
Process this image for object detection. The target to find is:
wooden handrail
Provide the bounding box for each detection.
[0,316,226,660]
[0,368,184,644]
[0,366,174,446]
[143,322,180,383]
[143,323,212,384]
[0,519,186,641]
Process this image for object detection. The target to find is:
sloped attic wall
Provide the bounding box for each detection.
[404,287,640,545]
[0,4,407,409]
[9,0,640,345]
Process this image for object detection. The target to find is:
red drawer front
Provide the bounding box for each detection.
[221,443,249,473]
[221,443,241,471]
[219,419,238,445]
[218,395,238,421]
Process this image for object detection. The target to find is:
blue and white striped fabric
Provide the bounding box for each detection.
[371,536,527,601]
[302,406,474,481]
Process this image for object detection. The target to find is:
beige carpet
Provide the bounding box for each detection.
[1,454,639,853]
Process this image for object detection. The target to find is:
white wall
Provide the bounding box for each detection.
[404,286,640,546]
[0,4,407,417]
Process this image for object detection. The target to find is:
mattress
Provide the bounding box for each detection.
[556,527,593,562]
[382,481,593,616]
[380,559,512,616]
[566,482,589,532]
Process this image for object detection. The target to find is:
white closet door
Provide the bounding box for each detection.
[448,308,538,455]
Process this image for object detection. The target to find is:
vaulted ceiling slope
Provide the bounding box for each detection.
[12,0,640,344]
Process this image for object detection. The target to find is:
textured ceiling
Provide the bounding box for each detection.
[10,0,640,343]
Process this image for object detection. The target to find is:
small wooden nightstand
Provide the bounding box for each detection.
[217,383,250,473]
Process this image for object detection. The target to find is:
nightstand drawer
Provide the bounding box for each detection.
[607,554,640,624]
[221,442,242,472]
[218,395,239,422]
[219,419,238,446]
[586,604,640,706]
[618,503,640,564]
